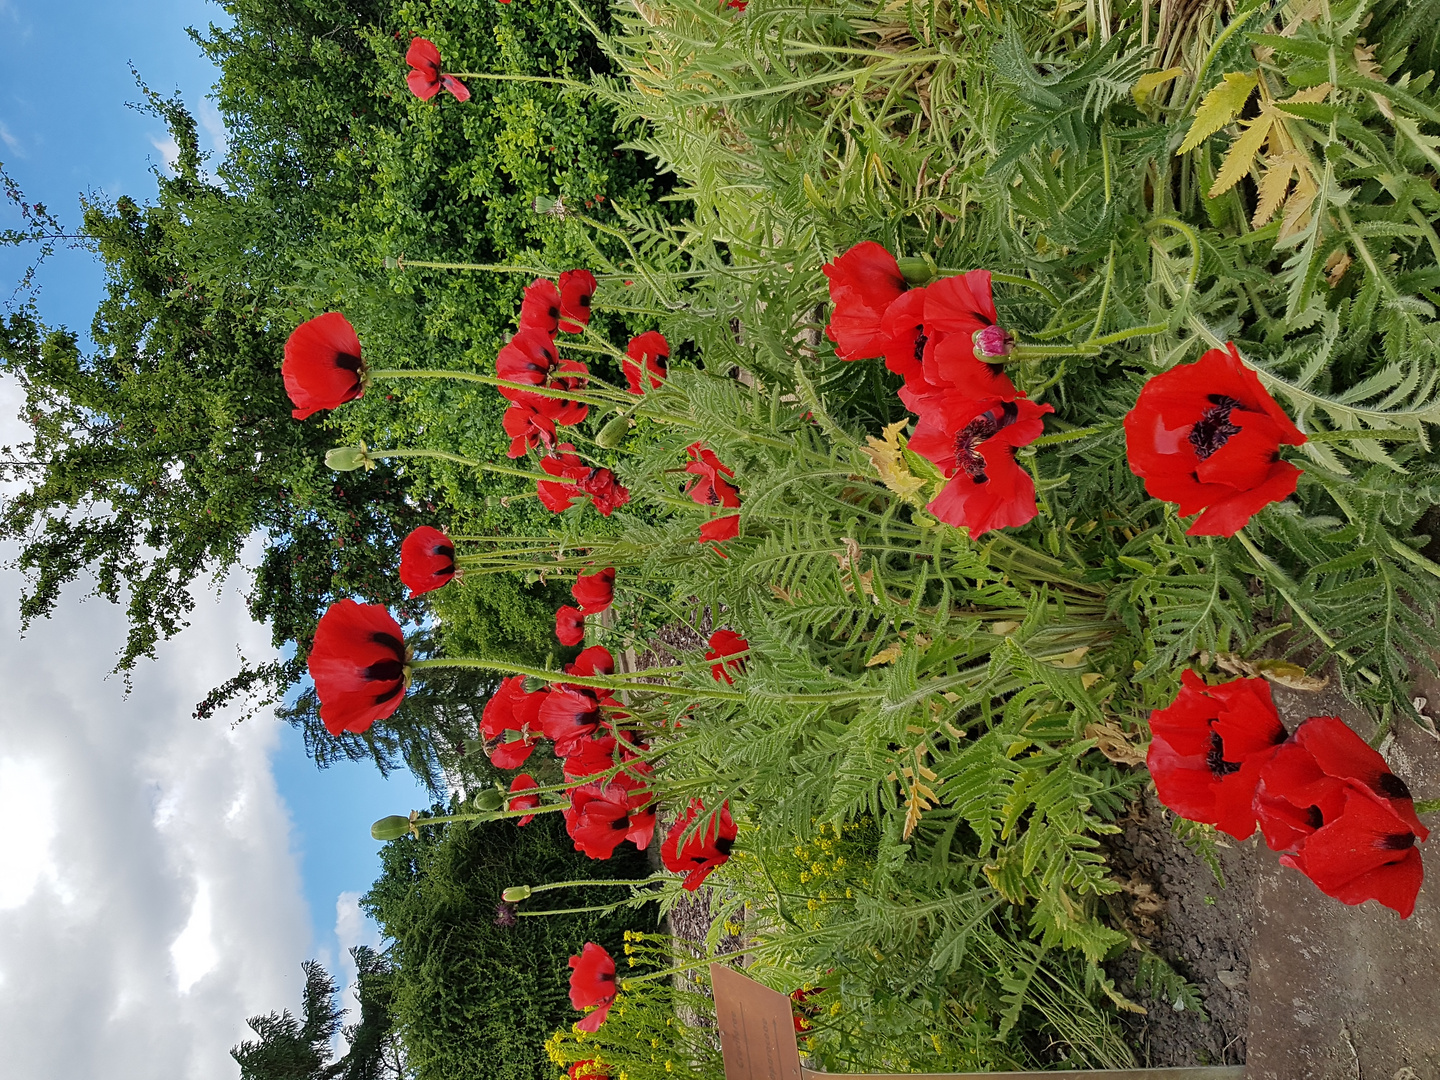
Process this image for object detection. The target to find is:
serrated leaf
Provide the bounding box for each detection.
[1178,71,1257,155]
[1133,67,1183,106]
[1253,151,1302,227]
[1210,111,1274,196]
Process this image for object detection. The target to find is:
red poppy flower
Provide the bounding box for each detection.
[565,783,638,860]
[915,334,1018,409]
[907,397,1054,537]
[661,799,738,890]
[307,600,409,736]
[879,289,937,390]
[706,629,748,683]
[567,942,617,1030]
[1124,343,1307,537]
[538,446,630,516]
[502,399,556,458]
[405,38,471,102]
[790,986,826,1031]
[542,687,606,756]
[283,312,366,420]
[684,443,740,508]
[728,0,747,9]
[519,278,562,336]
[572,568,615,615]
[563,734,618,783]
[556,604,586,647]
[567,646,616,679]
[1254,716,1428,916]
[496,329,561,393]
[399,526,456,597]
[481,675,545,768]
[822,241,907,361]
[700,515,741,546]
[623,331,669,393]
[569,1062,609,1080]
[577,466,630,516]
[558,269,598,333]
[508,774,540,826]
[1146,669,1289,840]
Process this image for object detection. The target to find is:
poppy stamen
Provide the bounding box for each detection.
[1189,395,1243,461]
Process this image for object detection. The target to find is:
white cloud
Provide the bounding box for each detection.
[172,881,220,993]
[150,134,181,173]
[0,370,310,1080]
[0,120,21,155]
[198,99,229,161]
[0,757,58,910]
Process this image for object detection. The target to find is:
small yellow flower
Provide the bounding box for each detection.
[845,887,853,899]
[624,943,634,955]
[830,1000,842,1016]
[834,856,845,868]
[628,956,636,967]
[793,845,805,858]
[665,1062,674,1073]
[807,899,819,911]
[651,1038,660,1048]
[799,871,811,884]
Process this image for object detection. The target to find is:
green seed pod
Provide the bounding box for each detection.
[472,787,504,812]
[325,445,373,472]
[371,815,413,841]
[595,411,633,449]
[895,254,938,286]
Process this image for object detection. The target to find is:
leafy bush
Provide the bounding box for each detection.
[363,810,657,1080]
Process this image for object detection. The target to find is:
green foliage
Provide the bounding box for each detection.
[233,951,403,1080]
[363,808,658,1080]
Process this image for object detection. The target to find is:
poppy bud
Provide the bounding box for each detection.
[371,815,413,841]
[325,445,374,472]
[472,787,505,811]
[894,254,938,285]
[972,325,1015,359]
[523,676,549,693]
[502,885,532,902]
[596,411,633,448]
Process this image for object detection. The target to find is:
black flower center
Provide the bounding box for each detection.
[335,352,362,372]
[954,401,1018,484]
[912,332,927,363]
[714,835,735,855]
[1373,772,1413,800]
[1189,395,1244,461]
[1205,731,1242,777]
[1305,804,1324,829]
[1380,832,1416,851]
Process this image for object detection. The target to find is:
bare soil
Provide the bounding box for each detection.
[1103,790,1255,1069]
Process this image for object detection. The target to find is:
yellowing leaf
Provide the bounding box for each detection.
[1178,71,1258,155]
[990,620,1021,636]
[1132,67,1183,107]
[1281,82,1332,106]
[1080,672,1103,690]
[1279,164,1319,241]
[1210,111,1274,196]
[1324,248,1352,287]
[1252,150,1302,227]
[866,644,904,667]
[1050,645,1091,668]
[863,419,926,503]
[1085,722,1147,766]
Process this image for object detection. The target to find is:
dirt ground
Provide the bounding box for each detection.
[1103,790,1255,1069]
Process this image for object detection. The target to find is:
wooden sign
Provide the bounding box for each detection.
[710,964,1245,1080]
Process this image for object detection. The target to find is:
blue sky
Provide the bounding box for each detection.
[0,0,432,1067]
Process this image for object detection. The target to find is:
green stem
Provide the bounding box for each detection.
[369,367,626,408]
[445,72,591,93]
[1416,798,1440,815]
[978,271,1063,307]
[1012,342,1101,360]
[368,447,576,485]
[1084,322,1170,348]
[408,656,745,699]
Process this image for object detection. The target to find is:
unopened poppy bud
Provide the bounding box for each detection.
[973,325,1015,359]
[383,256,400,269]
[523,676,549,693]
[595,411,633,449]
[371,815,413,841]
[894,254,937,286]
[326,445,374,472]
[502,885,532,902]
[472,787,505,811]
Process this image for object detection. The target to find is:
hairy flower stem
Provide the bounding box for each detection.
[368,367,627,408]
[409,656,744,699]
[365,447,577,485]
